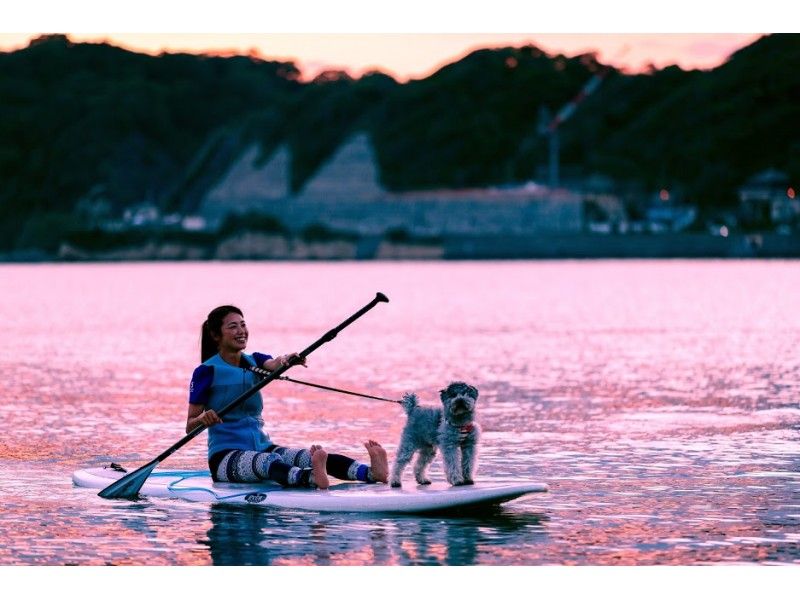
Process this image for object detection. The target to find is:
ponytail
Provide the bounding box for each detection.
[200,305,243,362]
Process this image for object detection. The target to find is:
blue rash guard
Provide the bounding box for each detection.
[189,352,273,460]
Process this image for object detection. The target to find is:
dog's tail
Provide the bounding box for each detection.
[401,392,418,414]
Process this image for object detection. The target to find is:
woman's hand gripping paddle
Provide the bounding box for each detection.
[98,292,389,499]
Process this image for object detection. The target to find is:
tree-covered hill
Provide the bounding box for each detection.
[566,33,800,205]
[0,34,301,247]
[1,33,798,251]
[371,45,606,189]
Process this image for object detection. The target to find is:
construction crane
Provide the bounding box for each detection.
[538,50,625,188]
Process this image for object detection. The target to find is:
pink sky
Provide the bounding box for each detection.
[1,2,775,80]
[0,33,763,81]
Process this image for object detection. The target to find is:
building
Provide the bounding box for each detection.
[739,168,798,227]
[198,132,585,236]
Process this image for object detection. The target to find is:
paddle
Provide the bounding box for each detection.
[98,292,390,499]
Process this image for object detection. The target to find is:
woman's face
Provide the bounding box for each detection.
[216,312,248,352]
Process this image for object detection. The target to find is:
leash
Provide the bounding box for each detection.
[248,366,402,404]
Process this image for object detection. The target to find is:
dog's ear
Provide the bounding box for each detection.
[470,385,479,399]
[439,387,448,401]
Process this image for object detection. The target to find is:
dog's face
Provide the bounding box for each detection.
[440,381,479,423]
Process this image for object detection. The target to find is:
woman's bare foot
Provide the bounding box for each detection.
[309,445,330,490]
[364,439,388,483]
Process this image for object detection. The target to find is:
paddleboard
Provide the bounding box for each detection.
[73,467,547,513]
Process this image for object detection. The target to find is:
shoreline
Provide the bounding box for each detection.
[2,232,799,263]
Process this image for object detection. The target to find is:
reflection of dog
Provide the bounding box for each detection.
[390,382,480,487]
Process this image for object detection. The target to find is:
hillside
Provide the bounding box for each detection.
[1,33,798,251]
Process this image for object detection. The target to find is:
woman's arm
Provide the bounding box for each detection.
[261,352,307,371]
[186,403,222,434]
[187,364,220,433]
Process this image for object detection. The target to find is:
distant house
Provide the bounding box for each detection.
[123,203,160,227]
[584,194,627,233]
[739,168,798,226]
[645,205,697,233]
[639,189,697,233]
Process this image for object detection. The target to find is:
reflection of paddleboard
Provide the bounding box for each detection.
[73,467,548,513]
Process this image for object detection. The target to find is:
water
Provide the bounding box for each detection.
[1,260,799,565]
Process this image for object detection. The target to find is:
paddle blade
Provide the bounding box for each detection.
[98,460,158,499]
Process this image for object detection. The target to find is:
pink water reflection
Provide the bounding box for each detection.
[1,261,799,564]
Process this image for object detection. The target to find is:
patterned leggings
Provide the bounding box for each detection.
[209,445,374,488]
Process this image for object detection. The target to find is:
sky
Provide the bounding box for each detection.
[0,32,765,82]
[0,1,785,81]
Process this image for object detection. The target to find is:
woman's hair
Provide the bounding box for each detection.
[201,305,244,362]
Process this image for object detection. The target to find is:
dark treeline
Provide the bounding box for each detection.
[1,33,798,251]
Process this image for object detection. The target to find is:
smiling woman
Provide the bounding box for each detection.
[198,305,258,366]
[187,304,390,490]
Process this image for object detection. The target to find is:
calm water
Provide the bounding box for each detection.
[1,260,799,565]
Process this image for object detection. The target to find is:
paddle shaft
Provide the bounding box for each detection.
[98,292,388,498]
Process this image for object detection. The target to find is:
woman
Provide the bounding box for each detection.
[187,305,388,490]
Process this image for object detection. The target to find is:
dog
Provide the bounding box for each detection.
[389,381,480,487]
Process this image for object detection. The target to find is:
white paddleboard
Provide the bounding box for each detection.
[73,467,547,513]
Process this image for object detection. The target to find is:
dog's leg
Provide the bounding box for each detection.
[413,445,437,485]
[461,441,477,485]
[441,443,464,486]
[389,440,416,488]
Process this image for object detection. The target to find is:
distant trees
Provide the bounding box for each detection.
[1,33,798,252]
[0,35,300,249]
